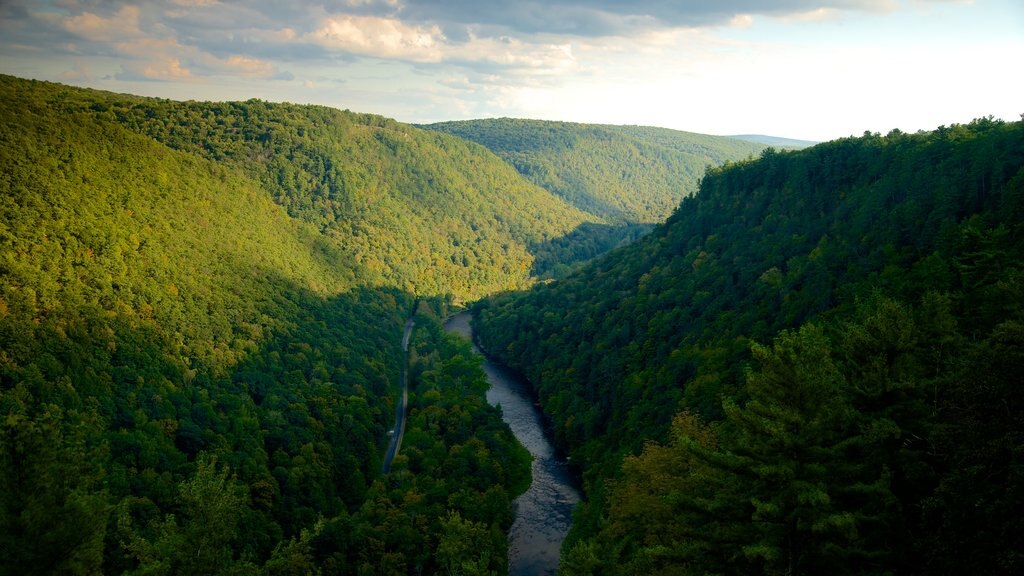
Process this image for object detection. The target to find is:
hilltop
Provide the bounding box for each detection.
[422,118,767,224]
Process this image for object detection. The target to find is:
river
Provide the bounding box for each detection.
[444,312,582,576]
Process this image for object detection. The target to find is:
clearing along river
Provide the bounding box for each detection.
[444,312,582,576]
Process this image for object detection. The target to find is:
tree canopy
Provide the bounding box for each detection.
[476,119,1024,575]
[0,74,535,574]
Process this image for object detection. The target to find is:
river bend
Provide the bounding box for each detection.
[445,312,581,576]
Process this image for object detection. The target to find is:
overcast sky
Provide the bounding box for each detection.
[1,0,1021,141]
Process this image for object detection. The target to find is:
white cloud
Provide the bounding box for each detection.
[117,56,194,81]
[220,55,275,78]
[343,0,401,6]
[2,0,1020,140]
[63,5,144,42]
[110,36,197,80]
[729,14,754,28]
[143,58,193,80]
[455,34,576,73]
[303,13,579,77]
[308,15,445,62]
[771,7,842,22]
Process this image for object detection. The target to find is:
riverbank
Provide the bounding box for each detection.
[444,312,581,576]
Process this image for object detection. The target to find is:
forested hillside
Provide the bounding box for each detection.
[423,118,766,277]
[6,71,1021,575]
[0,76,535,574]
[423,118,766,224]
[474,119,1024,574]
[4,75,595,302]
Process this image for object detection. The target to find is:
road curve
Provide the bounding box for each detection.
[382,317,415,474]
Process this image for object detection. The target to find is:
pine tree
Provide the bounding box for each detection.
[719,325,896,575]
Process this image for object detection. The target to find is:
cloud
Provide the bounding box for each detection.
[771,7,844,22]
[343,0,401,7]
[105,35,197,81]
[116,57,194,81]
[729,14,755,28]
[221,54,275,77]
[303,11,579,77]
[140,58,193,80]
[396,0,903,36]
[0,0,976,99]
[448,35,577,77]
[63,5,145,42]
[308,14,444,62]
[60,60,95,81]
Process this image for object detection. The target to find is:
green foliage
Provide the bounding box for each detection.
[311,312,530,574]
[476,119,1024,574]
[19,78,591,301]
[259,523,323,576]
[423,118,766,224]
[6,70,1021,575]
[0,386,110,576]
[529,222,654,278]
[118,455,253,576]
[436,511,499,576]
[567,293,1022,575]
[718,324,895,575]
[424,119,766,279]
[0,75,531,574]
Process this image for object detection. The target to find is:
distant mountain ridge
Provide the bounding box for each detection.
[422,118,767,224]
[730,133,818,148]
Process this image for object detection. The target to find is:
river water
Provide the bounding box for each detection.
[444,312,582,576]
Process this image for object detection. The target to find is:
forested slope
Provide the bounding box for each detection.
[423,118,766,223]
[6,75,594,302]
[0,76,532,574]
[474,119,1024,574]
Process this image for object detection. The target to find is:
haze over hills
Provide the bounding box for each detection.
[729,134,819,148]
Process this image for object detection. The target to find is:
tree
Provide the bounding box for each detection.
[0,384,110,576]
[119,454,255,576]
[601,411,736,575]
[435,511,497,576]
[719,325,896,575]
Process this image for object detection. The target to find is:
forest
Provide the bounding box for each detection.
[423,119,773,278]
[2,70,1021,576]
[0,74,761,574]
[422,119,768,224]
[474,118,1024,574]
[0,74,550,575]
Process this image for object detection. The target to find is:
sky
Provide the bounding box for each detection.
[1,0,1021,141]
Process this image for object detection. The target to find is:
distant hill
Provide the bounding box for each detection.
[730,133,818,148]
[422,118,767,224]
